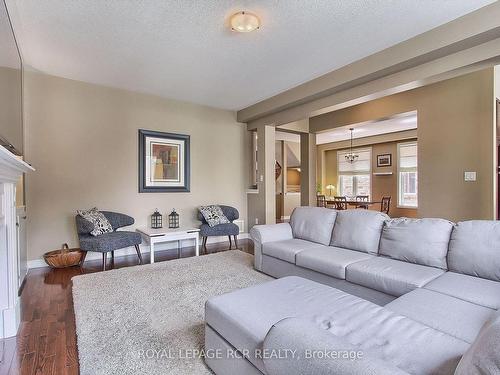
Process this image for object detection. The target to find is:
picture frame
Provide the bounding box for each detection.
[377,153,392,167]
[139,129,190,193]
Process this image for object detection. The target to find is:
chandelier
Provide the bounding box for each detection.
[345,128,358,163]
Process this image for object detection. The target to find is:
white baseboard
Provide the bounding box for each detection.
[28,233,249,269]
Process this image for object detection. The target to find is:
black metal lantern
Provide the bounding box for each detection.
[151,209,162,229]
[169,209,179,228]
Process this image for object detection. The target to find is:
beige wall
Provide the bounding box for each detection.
[0,66,23,153]
[283,193,300,218]
[312,69,496,222]
[322,139,417,218]
[24,72,248,261]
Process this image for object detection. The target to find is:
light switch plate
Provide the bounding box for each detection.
[464,171,477,182]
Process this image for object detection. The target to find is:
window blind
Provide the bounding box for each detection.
[337,149,371,173]
[399,143,417,169]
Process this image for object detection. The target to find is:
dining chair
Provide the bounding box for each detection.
[333,196,347,210]
[317,195,327,208]
[355,195,369,209]
[381,196,391,215]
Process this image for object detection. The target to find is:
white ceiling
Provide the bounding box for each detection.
[316,112,417,145]
[0,1,20,69]
[6,0,495,110]
[275,131,300,143]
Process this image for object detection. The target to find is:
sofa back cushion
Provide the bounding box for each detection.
[331,209,388,254]
[455,309,500,375]
[290,207,337,246]
[448,220,500,281]
[379,218,453,269]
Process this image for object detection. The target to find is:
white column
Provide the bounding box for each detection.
[300,133,317,206]
[0,183,21,338]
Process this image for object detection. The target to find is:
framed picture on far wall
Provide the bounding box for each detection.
[139,129,190,192]
[377,153,392,167]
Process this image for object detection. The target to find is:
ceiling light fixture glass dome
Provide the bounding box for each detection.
[230,11,260,33]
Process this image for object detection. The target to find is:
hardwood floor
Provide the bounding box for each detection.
[0,239,253,375]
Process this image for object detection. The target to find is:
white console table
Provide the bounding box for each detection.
[136,227,200,264]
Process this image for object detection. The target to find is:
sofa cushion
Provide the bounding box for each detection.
[331,209,388,254]
[205,276,469,375]
[206,276,376,373]
[448,220,500,281]
[262,239,322,264]
[290,207,337,246]
[424,272,500,310]
[379,218,453,269]
[346,257,445,296]
[386,289,495,343]
[295,246,373,279]
[263,317,408,375]
[455,309,500,375]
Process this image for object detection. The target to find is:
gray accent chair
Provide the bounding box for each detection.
[197,205,239,253]
[76,211,142,271]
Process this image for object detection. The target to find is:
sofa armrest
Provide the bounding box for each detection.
[263,317,408,375]
[250,223,293,271]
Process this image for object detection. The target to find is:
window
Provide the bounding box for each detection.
[398,142,418,208]
[337,148,371,198]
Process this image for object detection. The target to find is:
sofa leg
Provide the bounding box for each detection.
[102,253,107,271]
[228,236,232,250]
[234,235,238,249]
[134,244,143,265]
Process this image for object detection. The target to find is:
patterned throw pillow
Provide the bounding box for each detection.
[77,208,114,236]
[199,205,230,227]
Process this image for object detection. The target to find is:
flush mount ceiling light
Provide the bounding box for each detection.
[230,11,260,32]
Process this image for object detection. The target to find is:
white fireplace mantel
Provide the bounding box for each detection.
[0,146,34,339]
[0,145,34,183]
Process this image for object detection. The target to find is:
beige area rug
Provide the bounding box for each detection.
[72,250,272,375]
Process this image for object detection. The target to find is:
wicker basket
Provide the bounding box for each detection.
[43,243,84,268]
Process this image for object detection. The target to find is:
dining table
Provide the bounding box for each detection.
[325,199,382,207]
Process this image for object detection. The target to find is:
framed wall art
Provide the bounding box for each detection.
[139,129,190,192]
[377,153,392,167]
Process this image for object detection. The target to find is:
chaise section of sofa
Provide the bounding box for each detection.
[205,276,476,375]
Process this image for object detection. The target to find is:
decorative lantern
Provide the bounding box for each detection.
[169,209,179,229]
[151,209,162,229]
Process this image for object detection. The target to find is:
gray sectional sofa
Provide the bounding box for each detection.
[204,207,500,375]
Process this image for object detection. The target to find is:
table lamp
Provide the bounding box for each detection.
[326,184,335,197]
